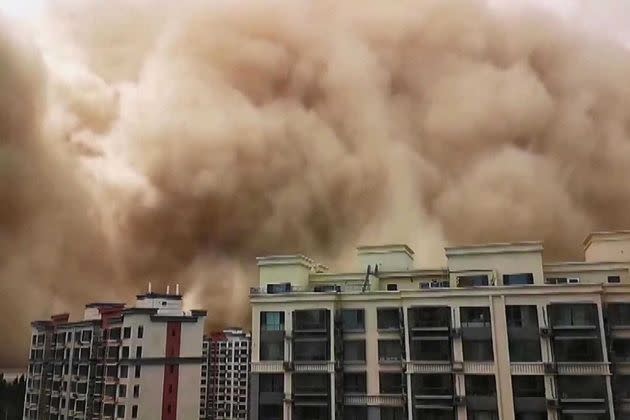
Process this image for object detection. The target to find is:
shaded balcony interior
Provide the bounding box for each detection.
[293,309,330,361]
[461,307,494,361]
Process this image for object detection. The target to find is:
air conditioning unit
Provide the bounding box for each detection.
[568,277,580,284]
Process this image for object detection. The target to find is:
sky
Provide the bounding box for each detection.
[1,0,629,47]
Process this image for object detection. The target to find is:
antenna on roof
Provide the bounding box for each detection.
[166,285,170,295]
[148,282,152,293]
[176,284,180,295]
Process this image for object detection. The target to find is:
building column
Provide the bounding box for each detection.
[249,373,259,420]
[538,304,558,420]
[452,306,467,420]
[402,304,413,420]
[285,309,292,420]
[597,301,616,420]
[490,295,514,420]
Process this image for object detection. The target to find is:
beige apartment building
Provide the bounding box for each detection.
[249,231,630,420]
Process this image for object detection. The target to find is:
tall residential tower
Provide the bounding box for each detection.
[23,291,206,420]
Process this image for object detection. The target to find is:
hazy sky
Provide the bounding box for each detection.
[1,0,629,47]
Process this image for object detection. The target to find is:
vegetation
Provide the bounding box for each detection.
[0,374,25,420]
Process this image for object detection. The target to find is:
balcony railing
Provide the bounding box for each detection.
[294,361,334,373]
[250,284,365,295]
[463,361,495,374]
[510,362,545,375]
[250,361,284,373]
[406,361,451,374]
[344,394,405,406]
[556,362,610,375]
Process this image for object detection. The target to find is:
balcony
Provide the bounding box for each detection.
[556,362,610,376]
[463,361,495,374]
[510,362,545,375]
[344,394,405,406]
[294,361,334,373]
[406,361,451,374]
[251,361,284,373]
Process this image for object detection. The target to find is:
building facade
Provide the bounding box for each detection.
[201,329,251,419]
[23,292,206,420]
[249,231,630,420]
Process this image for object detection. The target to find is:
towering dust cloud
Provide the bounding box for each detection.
[2,0,630,367]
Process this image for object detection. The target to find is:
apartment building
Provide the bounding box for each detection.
[249,231,630,420]
[23,290,206,420]
[201,328,250,419]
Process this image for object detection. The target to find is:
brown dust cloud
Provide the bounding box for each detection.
[2,0,630,367]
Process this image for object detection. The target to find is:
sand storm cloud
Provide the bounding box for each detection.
[2,0,630,366]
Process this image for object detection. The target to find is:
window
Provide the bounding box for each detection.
[137,326,143,339]
[132,405,138,418]
[259,374,283,392]
[386,283,398,291]
[608,303,630,326]
[343,373,366,394]
[344,406,367,420]
[378,340,401,362]
[411,339,451,361]
[508,339,541,362]
[293,373,328,395]
[343,340,366,362]
[463,340,494,361]
[294,310,327,331]
[503,273,534,286]
[260,342,284,361]
[377,308,400,330]
[133,385,140,398]
[134,365,141,378]
[608,275,621,283]
[380,373,403,394]
[557,375,606,399]
[135,346,142,358]
[457,275,489,287]
[259,404,282,420]
[116,405,125,418]
[550,304,597,327]
[465,375,496,396]
[261,312,285,331]
[119,365,128,379]
[554,339,602,362]
[512,376,544,398]
[380,407,405,420]
[293,341,328,361]
[506,306,538,328]
[121,346,129,359]
[118,384,127,398]
[409,306,450,329]
[461,307,491,327]
[412,374,453,396]
[342,309,365,331]
[123,327,131,339]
